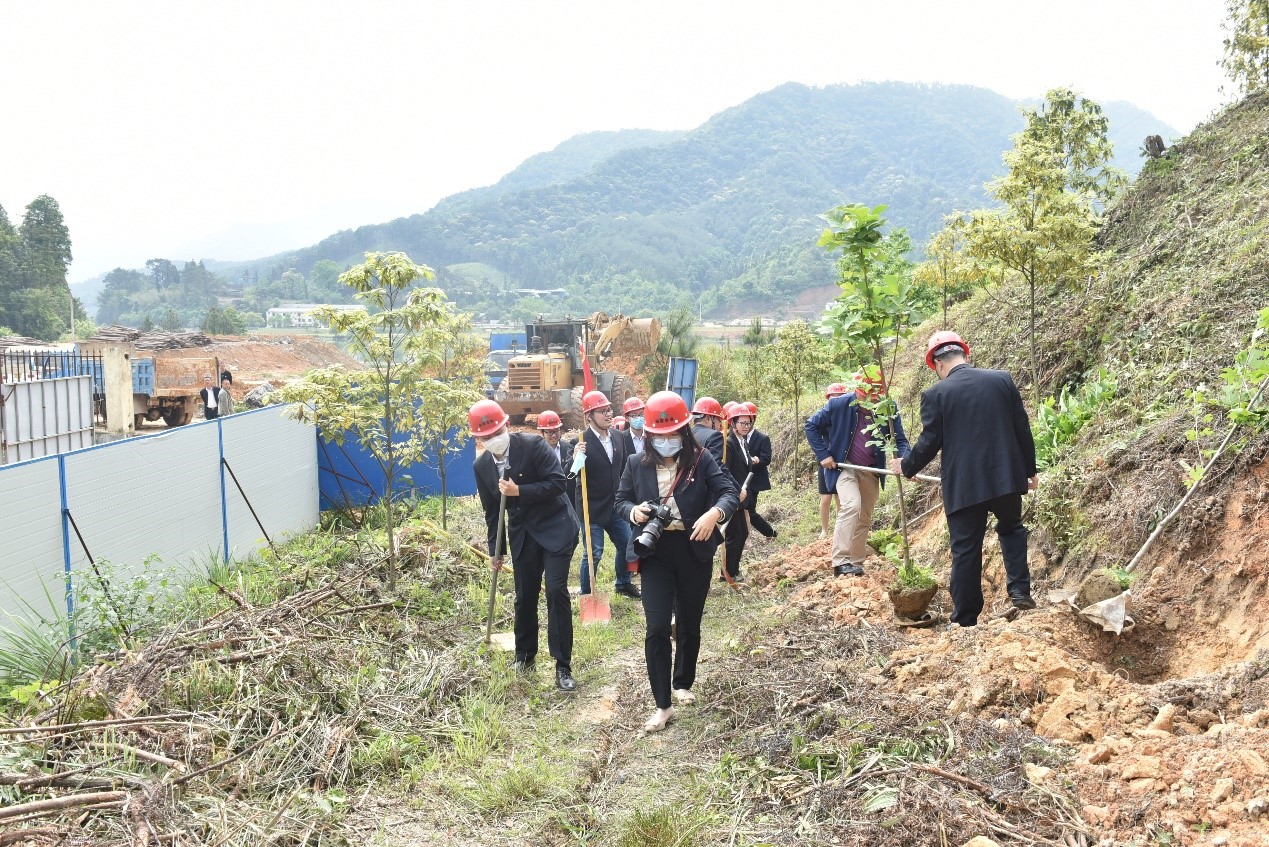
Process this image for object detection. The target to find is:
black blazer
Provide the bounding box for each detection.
[475,432,578,559]
[615,450,740,565]
[574,426,632,525]
[726,429,772,493]
[692,423,725,463]
[901,364,1037,515]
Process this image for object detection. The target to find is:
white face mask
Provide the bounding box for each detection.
[483,431,510,457]
[629,415,645,431]
[652,436,682,458]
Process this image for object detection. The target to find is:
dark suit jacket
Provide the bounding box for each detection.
[726,429,772,492]
[901,364,1037,515]
[475,432,578,560]
[574,426,632,525]
[692,423,724,463]
[615,450,740,565]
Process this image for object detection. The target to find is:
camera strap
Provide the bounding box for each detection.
[660,448,704,505]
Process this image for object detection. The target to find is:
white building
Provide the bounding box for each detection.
[266,304,367,328]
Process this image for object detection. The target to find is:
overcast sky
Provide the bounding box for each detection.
[1,1,1230,283]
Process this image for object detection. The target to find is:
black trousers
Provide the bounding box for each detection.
[723,508,748,578]
[945,493,1030,626]
[512,532,575,671]
[747,490,775,538]
[640,531,712,709]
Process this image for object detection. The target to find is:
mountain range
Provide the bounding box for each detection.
[79,82,1178,322]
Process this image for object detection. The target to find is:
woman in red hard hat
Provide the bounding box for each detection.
[469,400,580,692]
[616,391,739,733]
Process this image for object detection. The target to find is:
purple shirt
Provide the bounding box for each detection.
[846,406,876,467]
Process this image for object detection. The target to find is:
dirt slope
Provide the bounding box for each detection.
[753,460,1269,845]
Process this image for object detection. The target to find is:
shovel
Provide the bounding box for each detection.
[577,465,611,624]
[484,470,511,644]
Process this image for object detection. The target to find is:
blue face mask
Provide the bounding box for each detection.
[652,436,682,458]
[629,415,645,431]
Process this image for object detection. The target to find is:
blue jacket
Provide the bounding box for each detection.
[804,393,911,489]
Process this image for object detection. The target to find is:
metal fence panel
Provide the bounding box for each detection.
[0,457,67,621]
[222,407,319,558]
[1,376,94,464]
[63,422,225,578]
[0,407,321,635]
[666,357,699,408]
[317,431,477,509]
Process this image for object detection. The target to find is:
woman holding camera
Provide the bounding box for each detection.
[616,391,739,733]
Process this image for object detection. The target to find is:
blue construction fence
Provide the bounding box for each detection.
[317,429,478,509]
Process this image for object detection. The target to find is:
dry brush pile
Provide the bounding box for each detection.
[0,517,493,846]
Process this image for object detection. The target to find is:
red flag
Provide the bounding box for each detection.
[579,338,595,394]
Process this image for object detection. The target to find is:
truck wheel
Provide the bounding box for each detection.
[563,386,585,430]
[607,375,633,410]
[163,411,187,427]
[134,414,146,431]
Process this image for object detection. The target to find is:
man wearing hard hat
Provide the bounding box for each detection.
[892,332,1038,627]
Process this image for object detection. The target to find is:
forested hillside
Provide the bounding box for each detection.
[228,82,1171,323]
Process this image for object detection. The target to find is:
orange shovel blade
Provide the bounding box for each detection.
[579,591,611,624]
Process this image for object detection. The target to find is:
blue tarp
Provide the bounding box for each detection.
[317,429,478,509]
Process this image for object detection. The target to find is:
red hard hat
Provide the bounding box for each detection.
[644,391,692,434]
[622,396,646,415]
[723,401,738,415]
[692,396,723,419]
[537,410,562,430]
[612,415,627,429]
[581,390,611,414]
[925,331,971,370]
[743,401,758,418]
[825,382,848,399]
[468,399,508,436]
[726,403,748,422]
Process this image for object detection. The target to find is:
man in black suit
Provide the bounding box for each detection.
[537,410,576,507]
[731,401,775,538]
[690,396,725,462]
[894,332,1038,627]
[469,400,580,691]
[574,391,639,598]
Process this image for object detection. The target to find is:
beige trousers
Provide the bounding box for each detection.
[833,467,879,567]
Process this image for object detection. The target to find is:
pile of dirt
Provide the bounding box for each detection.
[162,335,362,399]
[749,462,1269,846]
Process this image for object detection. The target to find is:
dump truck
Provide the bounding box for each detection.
[493,312,660,429]
[77,340,219,428]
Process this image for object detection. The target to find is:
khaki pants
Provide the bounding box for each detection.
[833,468,879,567]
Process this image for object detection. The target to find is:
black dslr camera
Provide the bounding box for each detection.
[633,501,674,557]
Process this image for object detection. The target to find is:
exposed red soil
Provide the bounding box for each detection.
[750,459,1269,845]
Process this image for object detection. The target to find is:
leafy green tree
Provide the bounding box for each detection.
[644,305,699,391]
[741,317,767,346]
[139,315,156,332]
[765,320,832,468]
[201,306,248,335]
[1221,0,1269,95]
[913,214,980,326]
[819,203,928,582]
[965,88,1123,405]
[146,259,181,291]
[280,252,482,588]
[160,307,182,332]
[425,318,487,528]
[19,195,72,292]
[0,204,20,291]
[6,288,70,341]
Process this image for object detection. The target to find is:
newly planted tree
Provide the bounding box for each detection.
[281,252,482,588]
[819,203,929,587]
